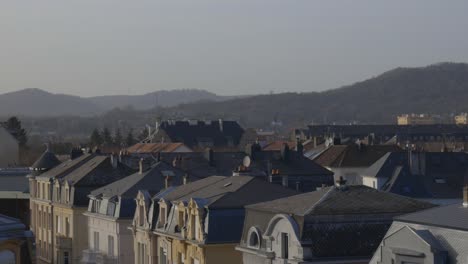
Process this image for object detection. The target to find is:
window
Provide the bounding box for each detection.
[178,209,184,227]
[160,207,166,226]
[178,252,185,264]
[107,202,116,217]
[281,233,289,259]
[65,217,70,236]
[65,188,70,203]
[57,216,62,234]
[64,251,69,264]
[248,231,260,248]
[159,247,167,264]
[139,205,145,226]
[108,236,114,257]
[93,232,100,251]
[194,215,200,240]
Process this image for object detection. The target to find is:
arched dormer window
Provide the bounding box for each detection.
[247,227,261,249]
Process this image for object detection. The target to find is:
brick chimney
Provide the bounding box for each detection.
[463,185,468,208]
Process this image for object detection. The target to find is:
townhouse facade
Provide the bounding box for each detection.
[29,152,132,264]
[82,160,191,264]
[131,175,297,264]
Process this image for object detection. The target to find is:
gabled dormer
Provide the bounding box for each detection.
[185,198,206,242]
[133,190,152,229]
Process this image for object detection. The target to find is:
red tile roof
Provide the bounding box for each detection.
[126,143,190,153]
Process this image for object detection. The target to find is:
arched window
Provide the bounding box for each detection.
[247,227,261,249]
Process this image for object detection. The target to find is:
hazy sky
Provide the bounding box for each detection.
[1,1,468,97]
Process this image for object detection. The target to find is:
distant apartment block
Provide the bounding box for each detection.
[455,112,468,125]
[150,120,245,151]
[397,114,435,125]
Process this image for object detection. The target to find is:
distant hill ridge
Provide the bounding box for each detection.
[0,88,235,117]
[156,62,468,126]
[1,62,468,124]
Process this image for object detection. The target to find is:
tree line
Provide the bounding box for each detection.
[88,127,148,149]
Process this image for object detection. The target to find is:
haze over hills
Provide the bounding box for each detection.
[0,88,103,117]
[88,89,233,111]
[155,62,468,127]
[2,63,468,128]
[0,88,235,117]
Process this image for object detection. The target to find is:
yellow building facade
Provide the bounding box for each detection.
[397,114,435,125]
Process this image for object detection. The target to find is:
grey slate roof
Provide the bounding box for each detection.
[37,153,94,180]
[90,161,189,199]
[396,203,468,231]
[158,120,244,148]
[247,185,435,216]
[169,176,298,209]
[370,152,468,199]
[31,150,61,171]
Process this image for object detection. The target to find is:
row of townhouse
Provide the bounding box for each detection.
[28,150,133,264]
[27,143,334,264]
[29,146,468,264]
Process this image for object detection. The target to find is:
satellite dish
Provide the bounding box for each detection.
[243,156,251,168]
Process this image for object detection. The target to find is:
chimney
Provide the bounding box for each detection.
[336,176,347,187]
[295,181,302,192]
[139,158,144,174]
[280,143,290,161]
[313,136,317,148]
[218,119,223,132]
[110,154,118,169]
[70,147,84,160]
[463,185,468,208]
[165,176,172,189]
[204,148,214,166]
[183,174,189,185]
[296,141,304,156]
[333,137,341,145]
[282,175,288,188]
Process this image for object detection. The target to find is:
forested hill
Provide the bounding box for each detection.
[156,63,468,127]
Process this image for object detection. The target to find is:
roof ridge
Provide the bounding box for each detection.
[303,186,335,215]
[168,176,227,202]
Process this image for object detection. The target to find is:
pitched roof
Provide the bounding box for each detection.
[126,143,190,153]
[262,141,296,151]
[247,185,435,216]
[31,150,61,171]
[375,152,468,199]
[166,176,298,208]
[158,120,244,148]
[37,153,94,180]
[90,161,192,199]
[396,203,468,231]
[314,144,402,167]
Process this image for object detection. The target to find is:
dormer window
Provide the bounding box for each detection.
[160,207,167,226]
[138,205,145,226]
[177,209,184,229]
[107,201,116,217]
[247,227,261,249]
[249,232,259,248]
